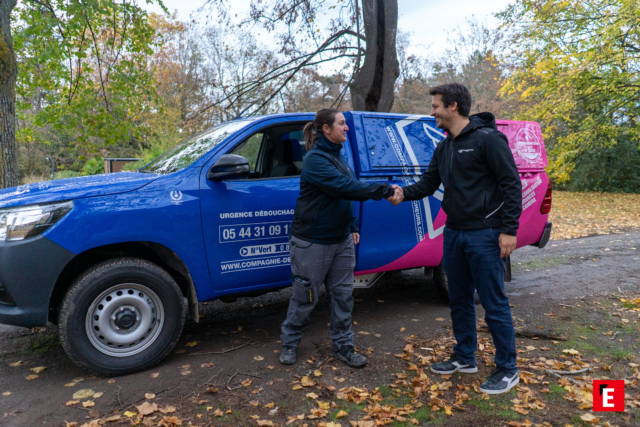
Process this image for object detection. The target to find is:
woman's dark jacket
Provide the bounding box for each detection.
[290,135,394,244]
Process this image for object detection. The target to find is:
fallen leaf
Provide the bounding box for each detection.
[306,393,318,399]
[30,366,46,374]
[213,408,224,417]
[435,318,445,322]
[257,421,273,427]
[335,377,345,382]
[400,327,406,332]
[267,365,275,369]
[66,400,79,406]
[150,373,159,378]
[123,411,137,418]
[313,370,322,377]
[73,389,95,399]
[301,376,315,387]
[201,362,214,368]
[254,355,264,361]
[93,392,103,399]
[136,402,158,415]
[265,402,276,408]
[25,375,39,380]
[292,384,303,390]
[159,416,182,426]
[336,410,348,418]
[66,423,77,427]
[82,401,95,408]
[104,415,121,422]
[206,388,218,393]
[145,393,156,400]
[241,379,252,387]
[1,391,9,397]
[250,401,259,407]
[159,406,176,414]
[186,341,197,347]
[580,413,599,423]
[563,349,580,355]
[9,361,23,367]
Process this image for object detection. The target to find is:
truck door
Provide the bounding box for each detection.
[199,120,310,292]
[346,113,447,273]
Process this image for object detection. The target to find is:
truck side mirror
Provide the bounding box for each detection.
[207,154,250,181]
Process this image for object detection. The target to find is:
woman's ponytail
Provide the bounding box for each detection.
[303,122,316,152]
[303,108,342,152]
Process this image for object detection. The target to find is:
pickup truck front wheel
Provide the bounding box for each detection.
[58,258,187,376]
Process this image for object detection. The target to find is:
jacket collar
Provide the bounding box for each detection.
[450,112,498,140]
[315,134,344,156]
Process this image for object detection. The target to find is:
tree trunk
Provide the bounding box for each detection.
[0,0,18,189]
[349,0,400,112]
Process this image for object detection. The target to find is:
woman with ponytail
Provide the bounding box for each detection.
[280,109,396,367]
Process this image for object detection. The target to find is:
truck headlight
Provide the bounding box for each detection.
[0,201,74,242]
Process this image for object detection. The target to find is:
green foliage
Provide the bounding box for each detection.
[499,0,640,192]
[55,170,81,180]
[81,156,104,176]
[13,0,165,163]
[122,138,174,171]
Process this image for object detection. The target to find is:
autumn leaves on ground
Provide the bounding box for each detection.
[549,192,640,241]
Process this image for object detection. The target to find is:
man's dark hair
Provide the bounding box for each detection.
[429,83,472,117]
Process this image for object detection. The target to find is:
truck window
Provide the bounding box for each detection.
[230,124,306,179]
[141,119,255,174]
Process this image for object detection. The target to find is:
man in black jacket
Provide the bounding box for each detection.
[390,83,522,394]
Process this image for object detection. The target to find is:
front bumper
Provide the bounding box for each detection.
[533,222,553,249]
[0,235,75,327]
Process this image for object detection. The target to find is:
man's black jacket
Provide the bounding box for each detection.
[403,112,522,236]
[290,135,394,244]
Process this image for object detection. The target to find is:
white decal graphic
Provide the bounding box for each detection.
[170,190,183,205]
[391,116,446,240]
[220,255,291,273]
[515,128,542,164]
[239,243,289,257]
[522,177,542,211]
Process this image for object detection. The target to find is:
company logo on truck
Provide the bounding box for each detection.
[515,128,542,164]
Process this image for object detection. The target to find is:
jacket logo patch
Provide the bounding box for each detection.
[458,149,474,153]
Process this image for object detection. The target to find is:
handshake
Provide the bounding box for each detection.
[386,185,404,206]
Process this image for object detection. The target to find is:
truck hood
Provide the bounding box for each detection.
[0,172,161,208]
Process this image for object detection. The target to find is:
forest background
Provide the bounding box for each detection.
[6,0,640,192]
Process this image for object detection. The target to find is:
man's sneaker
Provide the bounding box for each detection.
[334,345,367,367]
[279,346,297,365]
[430,355,478,374]
[479,369,519,394]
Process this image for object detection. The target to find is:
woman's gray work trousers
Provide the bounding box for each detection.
[280,235,356,352]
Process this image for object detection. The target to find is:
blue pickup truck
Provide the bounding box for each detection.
[0,112,552,374]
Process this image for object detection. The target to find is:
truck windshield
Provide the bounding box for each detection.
[141,119,255,174]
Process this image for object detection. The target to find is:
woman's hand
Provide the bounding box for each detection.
[352,233,360,245]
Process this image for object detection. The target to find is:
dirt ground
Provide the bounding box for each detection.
[1,230,639,427]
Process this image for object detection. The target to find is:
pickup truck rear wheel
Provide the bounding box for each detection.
[432,262,481,305]
[58,258,187,376]
[432,262,450,301]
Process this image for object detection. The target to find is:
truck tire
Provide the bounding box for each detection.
[431,262,481,305]
[58,258,187,376]
[432,261,450,301]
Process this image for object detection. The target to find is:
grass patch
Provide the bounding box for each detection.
[19,334,60,355]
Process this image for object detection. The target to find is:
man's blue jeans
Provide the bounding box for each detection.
[442,227,517,373]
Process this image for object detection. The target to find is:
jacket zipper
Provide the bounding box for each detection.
[448,138,455,228]
[485,202,504,219]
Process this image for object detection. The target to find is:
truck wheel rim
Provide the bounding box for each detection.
[85,283,165,358]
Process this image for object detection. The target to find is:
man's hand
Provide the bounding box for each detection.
[387,185,404,206]
[499,234,517,258]
[352,233,360,245]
